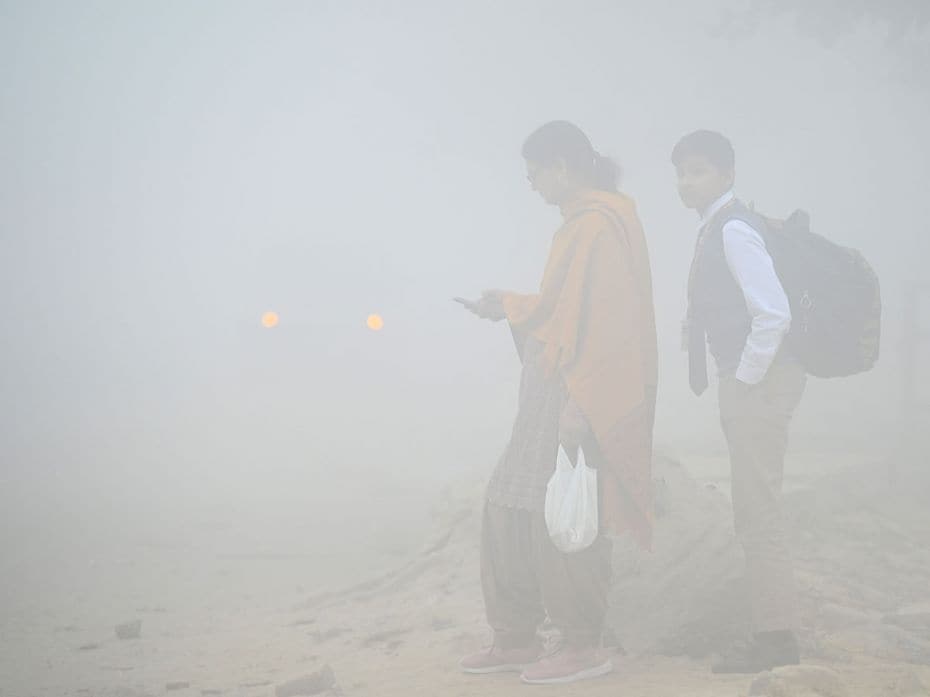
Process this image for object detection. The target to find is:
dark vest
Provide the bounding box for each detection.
[689,201,767,374]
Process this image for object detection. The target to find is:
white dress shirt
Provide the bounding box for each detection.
[700,191,792,385]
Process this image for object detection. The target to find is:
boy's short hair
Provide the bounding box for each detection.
[671,130,735,172]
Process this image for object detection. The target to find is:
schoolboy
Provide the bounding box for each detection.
[672,130,805,673]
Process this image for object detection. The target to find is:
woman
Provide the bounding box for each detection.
[458,121,658,685]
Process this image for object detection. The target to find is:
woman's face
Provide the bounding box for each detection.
[525,158,570,205]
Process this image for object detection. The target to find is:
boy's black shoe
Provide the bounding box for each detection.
[711,631,800,674]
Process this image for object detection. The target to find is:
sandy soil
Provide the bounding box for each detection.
[2,451,928,697]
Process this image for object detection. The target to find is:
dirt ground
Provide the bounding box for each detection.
[2,450,929,697]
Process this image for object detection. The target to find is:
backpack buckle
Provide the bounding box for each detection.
[799,292,813,334]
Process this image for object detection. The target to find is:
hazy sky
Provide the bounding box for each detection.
[2,1,928,516]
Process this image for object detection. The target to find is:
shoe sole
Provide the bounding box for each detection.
[460,662,530,674]
[520,659,613,684]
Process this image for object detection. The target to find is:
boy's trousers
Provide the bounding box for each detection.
[718,359,806,633]
[480,501,612,649]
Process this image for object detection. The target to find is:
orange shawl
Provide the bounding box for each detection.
[501,189,658,549]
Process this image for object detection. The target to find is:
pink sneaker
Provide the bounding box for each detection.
[520,646,613,684]
[459,642,542,674]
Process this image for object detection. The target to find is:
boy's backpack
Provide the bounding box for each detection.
[758,209,881,378]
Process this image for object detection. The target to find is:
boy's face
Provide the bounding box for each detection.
[674,154,735,213]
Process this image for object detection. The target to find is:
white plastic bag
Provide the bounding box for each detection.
[544,444,599,553]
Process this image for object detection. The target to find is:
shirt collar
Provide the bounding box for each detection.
[697,190,735,232]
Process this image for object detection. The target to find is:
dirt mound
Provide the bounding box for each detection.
[299,456,930,666]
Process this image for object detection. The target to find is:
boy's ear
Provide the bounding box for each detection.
[724,168,736,190]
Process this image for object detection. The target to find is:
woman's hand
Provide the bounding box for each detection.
[477,289,507,321]
[559,397,590,458]
[454,290,507,322]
